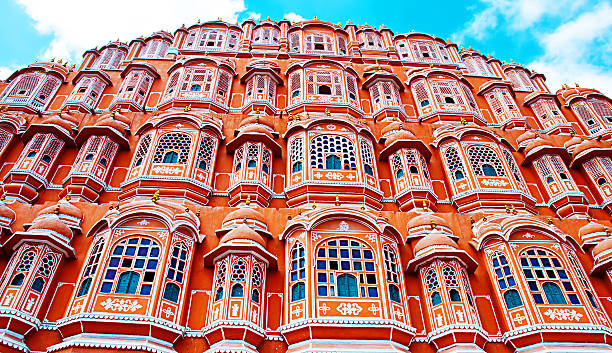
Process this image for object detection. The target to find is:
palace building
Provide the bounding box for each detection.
[0,16,612,353]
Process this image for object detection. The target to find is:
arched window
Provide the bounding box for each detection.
[444,147,467,181]
[519,248,579,305]
[163,283,180,302]
[116,271,140,294]
[214,260,227,302]
[163,242,188,303]
[315,238,378,298]
[77,237,105,297]
[290,137,303,173]
[310,135,356,171]
[389,284,401,303]
[503,149,527,190]
[449,289,461,302]
[443,266,461,303]
[153,133,192,165]
[468,146,506,177]
[31,277,45,292]
[10,250,36,286]
[337,274,359,297]
[504,289,523,309]
[231,283,244,297]
[132,134,152,167]
[306,71,342,98]
[432,292,442,306]
[252,289,260,303]
[101,237,160,295]
[292,282,305,301]
[383,244,400,284]
[290,242,306,302]
[360,140,375,177]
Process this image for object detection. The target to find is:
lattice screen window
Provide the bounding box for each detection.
[395,40,412,60]
[289,33,301,52]
[337,36,347,54]
[411,40,438,61]
[425,267,442,306]
[195,135,215,171]
[184,29,198,48]
[77,237,105,297]
[198,30,225,50]
[315,238,378,298]
[132,134,152,167]
[163,242,188,303]
[589,99,612,123]
[412,80,431,108]
[506,69,535,91]
[419,154,431,180]
[519,248,580,305]
[346,75,359,104]
[358,32,383,50]
[289,72,302,99]
[383,244,401,303]
[290,137,303,173]
[0,128,12,153]
[227,32,240,50]
[164,71,181,98]
[468,145,506,177]
[567,252,600,309]
[360,139,375,176]
[31,253,57,293]
[502,149,526,189]
[180,67,215,95]
[444,146,467,180]
[152,133,192,164]
[431,80,466,106]
[461,270,476,307]
[310,134,356,170]
[573,102,601,132]
[214,260,227,301]
[253,27,280,44]
[9,250,36,287]
[443,265,462,302]
[262,149,271,174]
[290,242,306,302]
[230,258,247,298]
[216,71,231,100]
[7,74,41,97]
[247,143,259,168]
[100,237,160,295]
[305,33,333,53]
[306,70,342,97]
[437,43,450,61]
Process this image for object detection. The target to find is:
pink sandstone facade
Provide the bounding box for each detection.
[0,16,610,353]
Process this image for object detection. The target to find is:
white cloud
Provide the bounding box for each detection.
[283,12,306,23]
[246,12,261,21]
[528,2,612,96]
[15,0,247,64]
[0,66,20,81]
[454,0,585,43]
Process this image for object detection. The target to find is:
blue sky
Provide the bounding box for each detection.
[1,0,611,95]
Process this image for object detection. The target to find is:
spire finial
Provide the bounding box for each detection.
[335,195,340,206]
[246,195,251,205]
[152,190,160,203]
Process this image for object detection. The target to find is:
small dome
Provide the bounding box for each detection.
[239,115,274,129]
[579,221,608,243]
[523,137,551,155]
[381,122,403,136]
[413,231,458,254]
[95,117,128,135]
[42,116,74,132]
[592,237,612,258]
[0,202,15,225]
[517,130,538,146]
[222,207,266,225]
[29,216,73,239]
[220,225,266,247]
[38,201,83,221]
[564,136,583,152]
[573,139,607,158]
[406,213,451,232]
[384,129,417,147]
[238,124,274,138]
[54,112,79,125]
[99,111,130,126]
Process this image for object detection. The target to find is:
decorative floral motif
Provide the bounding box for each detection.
[100,298,142,312]
[338,221,349,231]
[543,308,583,321]
[152,165,182,174]
[337,302,362,315]
[480,178,509,187]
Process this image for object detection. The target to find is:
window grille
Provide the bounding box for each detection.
[574,103,600,132]
[0,129,12,153]
[584,159,603,178]
[262,149,271,174]
[16,251,36,272]
[443,266,458,287]
[425,268,441,306]
[227,32,239,50]
[315,238,379,298]
[132,134,152,167]
[567,252,599,308]
[289,72,302,99]
[195,135,215,171]
[590,99,612,123]
[412,81,430,107]
[444,147,466,180]
[217,71,231,100]
[502,149,526,188]
[419,154,431,180]
[468,146,506,177]
[198,30,225,50]
[289,33,300,52]
[305,33,333,53]
[252,264,262,288]
[231,258,247,282]
[233,146,243,173]
[215,260,227,288]
[310,134,356,170]
[164,242,188,303]
[165,72,181,97]
[360,139,374,176]
[519,248,580,305]
[383,244,399,284]
[78,237,105,297]
[8,74,41,97]
[100,237,160,295]
[306,71,342,97]
[391,154,403,177]
[491,252,517,290]
[152,133,192,164]
[36,254,56,277]
[337,36,347,54]
[290,242,306,302]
